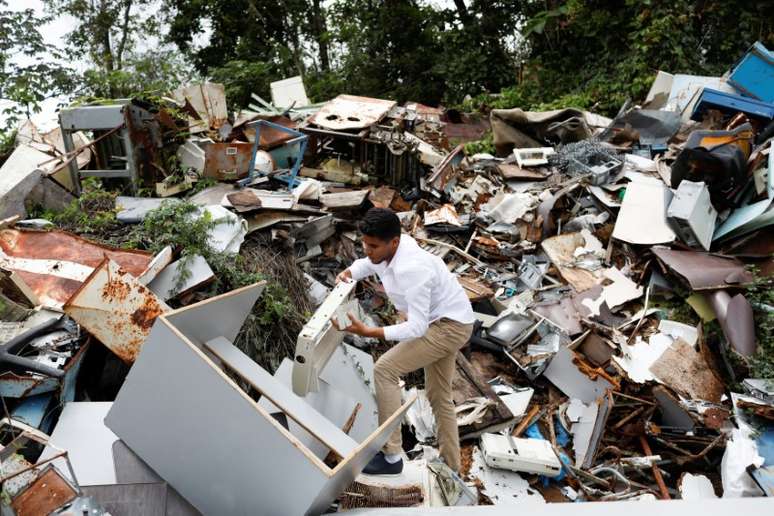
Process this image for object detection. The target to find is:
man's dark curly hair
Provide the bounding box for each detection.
[358,208,401,241]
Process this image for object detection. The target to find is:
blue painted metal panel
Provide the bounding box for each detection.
[729,42,774,103]
[0,373,58,398]
[11,393,56,433]
[691,88,774,122]
[0,341,89,399]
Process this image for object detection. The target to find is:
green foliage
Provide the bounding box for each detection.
[0,1,74,129]
[475,0,774,117]
[464,132,495,155]
[304,70,348,104]
[746,274,774,379]
[128,201,257,292]
[79,50,196,99]
[209,60,277,111]
[45,178,120,234]
[42,0,158,73]
[0,129,16,165]
[161,0,527,108]
[256,281,296,326]
[131,201,218,254]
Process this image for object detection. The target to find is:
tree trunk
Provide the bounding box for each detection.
[115,0,134,70]
[312,0,330,71]
[453,0,471,26]
[97,0,115,73]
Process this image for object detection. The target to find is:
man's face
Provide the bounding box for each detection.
[362,234,399,264]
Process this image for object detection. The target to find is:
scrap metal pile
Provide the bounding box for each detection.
[0,42,773,514]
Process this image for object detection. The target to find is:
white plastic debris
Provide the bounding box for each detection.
[405,388,437,443]
[469,447,545,505]
[201,205,248,254]
[679,473,718,500]
[721,426,764,497]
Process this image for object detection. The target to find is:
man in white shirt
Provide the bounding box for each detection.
[335,208,474,475]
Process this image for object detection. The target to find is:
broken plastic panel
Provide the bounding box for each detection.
[480,433,562,477]
[667,180,718,251]
[292,280,357,397]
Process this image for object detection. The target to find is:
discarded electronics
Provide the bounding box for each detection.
[514,147,555,167]
[0,311,88,403]
[480,433,562,477]
[667,180,717,251]
[0,418,84,514]
[292,279,358,396]
[104,283,416,515]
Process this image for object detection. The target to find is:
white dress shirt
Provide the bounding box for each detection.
[348,234,474,341]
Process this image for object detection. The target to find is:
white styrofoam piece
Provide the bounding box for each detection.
[612,333,673,384]
[0,144,48,219]
[497,388,534,418]
[658,320,699,348]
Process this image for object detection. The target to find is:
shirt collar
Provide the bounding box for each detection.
[386,234,407,271]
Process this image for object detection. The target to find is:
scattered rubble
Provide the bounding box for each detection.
[0,40,773,514]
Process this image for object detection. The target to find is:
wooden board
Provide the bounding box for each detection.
[453,354,515,439]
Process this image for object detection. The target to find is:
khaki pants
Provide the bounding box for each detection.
[374,318,473,472]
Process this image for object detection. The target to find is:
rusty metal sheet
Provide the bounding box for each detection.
[311,95,396,131]
[11,465,78,516]
[442,121,490,143]
[424,204,462,226]
[203,142,254,181]
[64,258,170,363]
[0,229,152,307]
[652,247,753,290]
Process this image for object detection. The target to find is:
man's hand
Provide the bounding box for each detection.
[332,311,384,339]
[336,269,353,284]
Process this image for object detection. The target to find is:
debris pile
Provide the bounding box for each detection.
[0,42,773,514]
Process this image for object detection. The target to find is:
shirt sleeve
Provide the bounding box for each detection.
[382,276,432,342]
[348,258,375,281]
